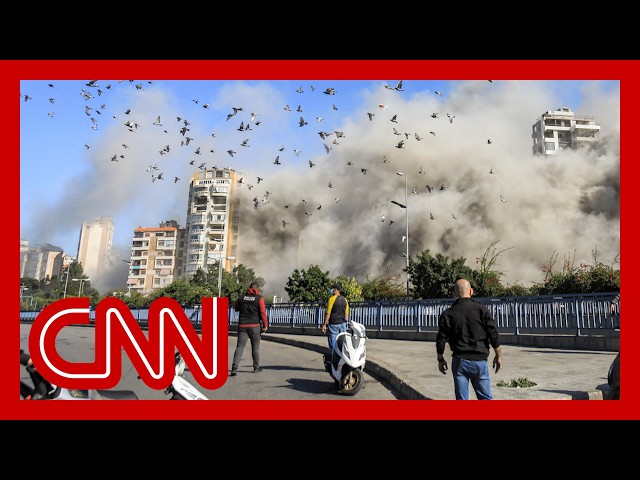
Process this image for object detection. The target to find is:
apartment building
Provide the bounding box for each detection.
[20,239,64,281]
[182,167,240,279]
[532,107,601,156]
[126,220,185,295]
[76,216,114,280]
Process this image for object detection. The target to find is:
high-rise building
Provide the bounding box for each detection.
[76,216,114,281]
[126,220,185,295]
[182,167,240,279]
[532,107,601,156]
[20,239,64,281]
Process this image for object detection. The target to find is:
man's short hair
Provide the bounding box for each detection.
[250,282,259,289]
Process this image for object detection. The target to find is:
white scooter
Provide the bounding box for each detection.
[323,320,367,396]
[21,350,208,400]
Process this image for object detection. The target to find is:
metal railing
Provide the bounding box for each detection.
[20,292,619,337]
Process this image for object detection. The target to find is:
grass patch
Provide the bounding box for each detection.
[496,378,537,388]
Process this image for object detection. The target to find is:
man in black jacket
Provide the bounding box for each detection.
[435,278,502,400]
[230,282,268,376]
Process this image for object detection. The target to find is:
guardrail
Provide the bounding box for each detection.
[20,292,620,337]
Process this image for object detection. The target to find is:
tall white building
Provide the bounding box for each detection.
[182,167,240,278]
[76,216,114,281]
[532,107,601,156]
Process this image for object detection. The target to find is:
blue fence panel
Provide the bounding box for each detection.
[20,292,619,337]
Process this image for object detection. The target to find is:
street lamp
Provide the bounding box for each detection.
[20,284,29,300]
[395,171,410,298]
[62,269,70,299]
[123,259,132,296]
[217,256,236,298]
[72,278,91,296]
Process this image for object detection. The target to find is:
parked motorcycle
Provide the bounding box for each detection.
[323,320,367,396]
[20,349,208,400]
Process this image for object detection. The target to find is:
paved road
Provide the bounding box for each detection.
[20,324,402,400]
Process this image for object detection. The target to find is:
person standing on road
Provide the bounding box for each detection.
[321,282,349,358]
[230,282,268,376]
[435,278,502,400]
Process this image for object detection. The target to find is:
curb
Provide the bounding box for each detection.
[262,335,608,401]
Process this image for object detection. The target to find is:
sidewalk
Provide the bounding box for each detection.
[262,333,618,400]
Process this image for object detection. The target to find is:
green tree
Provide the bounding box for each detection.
[360,273,405,300]
[149,278,211,306]
[285,264,332,302]
[408,249,475,299]
[227,264,264,301]
[332,275,364,302]
[530,249,620,295]
[472,241,513,297]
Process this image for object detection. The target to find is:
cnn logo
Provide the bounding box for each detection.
[28,296,228,391]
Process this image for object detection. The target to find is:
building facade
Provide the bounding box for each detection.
[126,220,185,295]
[76,216,114,280]
[532,107,601,156]
[182,167,240,279]
[20,239,64,281]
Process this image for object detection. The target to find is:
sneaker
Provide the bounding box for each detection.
[229,370,237,377]
[254,367,263,373]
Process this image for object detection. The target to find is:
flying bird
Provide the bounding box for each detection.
[227,150,236,157]
[257,177,263,183]
[390,200,407,209]
[447,113,455,123]
[415,133,423,141]
[500,195,507,202]
[431,113,439,118]
[430,212,435,220]
[367,112,375,121]
[434,91,443,97]
[309,160,315,168]
[429,131,436,137]
[282,220,289,228]
[390,114,398,123]
[381,215,385,222]
[419,166,425,174]
[452,213,457,220]
[174,176,180,183]
[328,182,335,188]
[395,140,405,149]
[361,168,368,175]
[378,104,389,110]
[274,156,281,165]
[294,149,301,156]
[299,117,308,127]
[487,139,492,144]
[323,88,336,95]
[241,139,250,147]
[489,169,494,174]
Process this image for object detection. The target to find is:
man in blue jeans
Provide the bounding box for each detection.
[435,278,502,400]
[321,282,349,358]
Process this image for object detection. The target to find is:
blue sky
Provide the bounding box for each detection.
[19,76,620,295]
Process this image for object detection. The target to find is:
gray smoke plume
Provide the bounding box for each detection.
[22,80,620,297]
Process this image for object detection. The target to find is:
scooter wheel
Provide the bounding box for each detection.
[339,369,364,396]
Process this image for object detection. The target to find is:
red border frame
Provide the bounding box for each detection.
[8,59,633,420]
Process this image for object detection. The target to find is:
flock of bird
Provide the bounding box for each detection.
[21,79,507,254]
